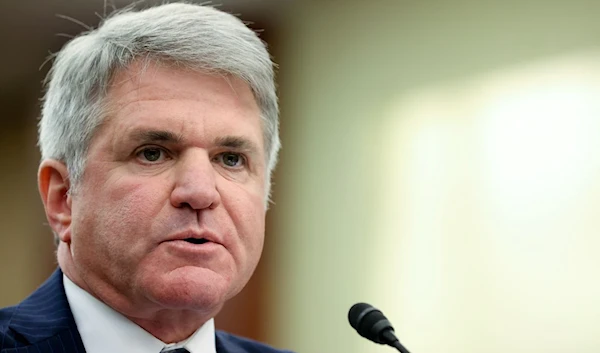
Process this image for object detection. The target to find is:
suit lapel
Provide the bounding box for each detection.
[1,269,86,353]
[216,331,246,353]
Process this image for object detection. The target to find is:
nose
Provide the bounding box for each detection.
[170,150,221,210]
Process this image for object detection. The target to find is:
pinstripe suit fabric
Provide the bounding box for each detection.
[0,270,85,353]
[0,269,294,353]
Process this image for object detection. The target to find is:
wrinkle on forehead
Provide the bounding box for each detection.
[96,61,262,140]
[107,61,257,107]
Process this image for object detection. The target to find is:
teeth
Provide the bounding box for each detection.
[184,238,208,245]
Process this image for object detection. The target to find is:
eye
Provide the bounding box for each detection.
[136,147,167,163]
[215,152,246,168]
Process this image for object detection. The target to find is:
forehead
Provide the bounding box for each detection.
[107,62,259,116]
[98,62,264,149]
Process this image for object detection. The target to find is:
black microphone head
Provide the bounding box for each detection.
[348,302,395,344]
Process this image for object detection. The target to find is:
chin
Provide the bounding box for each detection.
[142,266,232,311]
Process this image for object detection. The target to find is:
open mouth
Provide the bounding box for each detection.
[183,238,209,245]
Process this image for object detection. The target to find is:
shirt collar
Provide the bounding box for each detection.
[63,274,216,353]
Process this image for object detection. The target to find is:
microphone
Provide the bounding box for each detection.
[348,302,410,353]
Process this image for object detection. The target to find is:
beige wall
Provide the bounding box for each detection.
[269,1,600,352]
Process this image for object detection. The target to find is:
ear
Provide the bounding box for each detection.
[38,159,73,244]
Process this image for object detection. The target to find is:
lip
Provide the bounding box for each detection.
[162,229,223,246]
[164,239,224,254]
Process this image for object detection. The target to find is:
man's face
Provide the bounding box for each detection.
[67,63,266,317]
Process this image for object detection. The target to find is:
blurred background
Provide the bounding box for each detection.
[1,0,600,352]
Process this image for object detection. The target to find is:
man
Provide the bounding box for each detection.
[0,2,291,353]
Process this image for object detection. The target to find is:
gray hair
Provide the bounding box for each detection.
[39,2,280,203]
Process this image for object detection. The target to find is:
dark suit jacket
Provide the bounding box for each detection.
[0,269,292,353]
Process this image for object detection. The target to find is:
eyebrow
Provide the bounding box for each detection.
[127,129,261,154]
[129,129,184,144]
[214,136,261,155]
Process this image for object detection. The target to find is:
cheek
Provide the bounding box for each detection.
[107,172,170,213]
[77,175,170,249]
[227,189,266,259]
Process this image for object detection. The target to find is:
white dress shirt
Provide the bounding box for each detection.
[63,275,216,353]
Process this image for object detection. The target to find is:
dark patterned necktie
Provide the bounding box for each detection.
[161,349,190,353]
